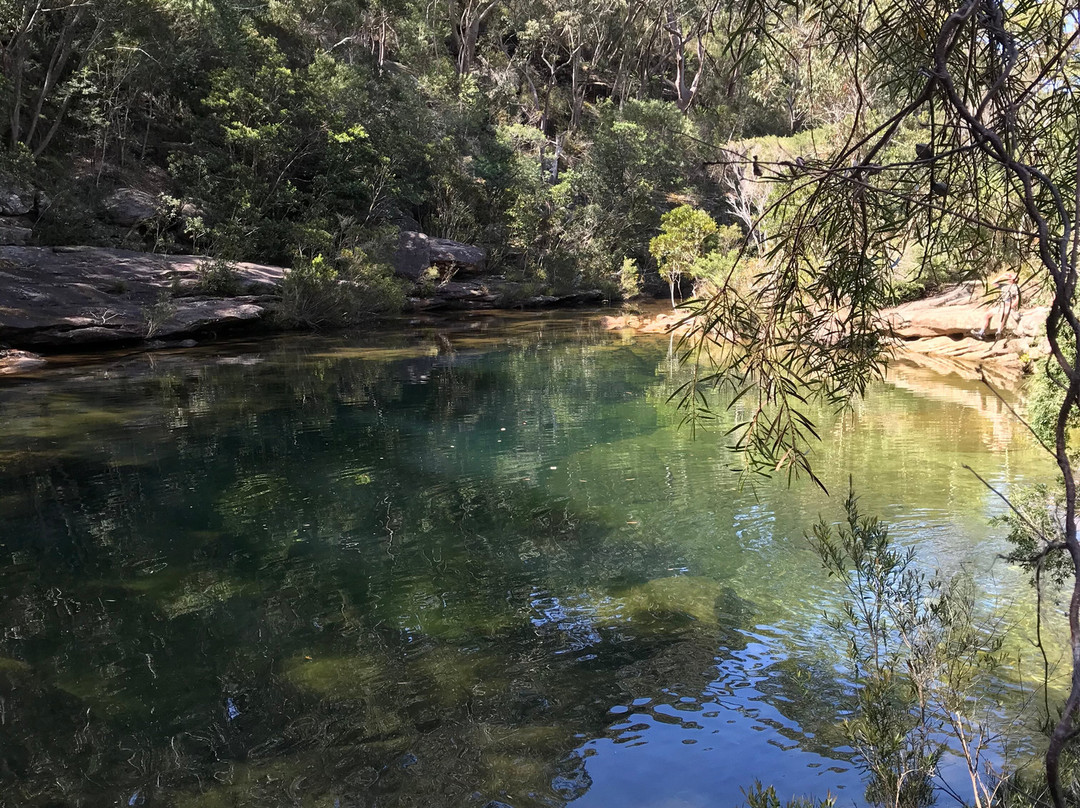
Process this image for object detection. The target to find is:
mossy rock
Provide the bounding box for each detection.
[411,646,495,707]
[281,653,386,701]
[0,656,31,677]
[593,575,730,629]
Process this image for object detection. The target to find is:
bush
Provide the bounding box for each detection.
[618,257,643,299]
[196,257,242,296]
[808,489,1011,808]
[142,291,177,338]
[275,252,405,328]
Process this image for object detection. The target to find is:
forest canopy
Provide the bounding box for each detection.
[0,0,953,290]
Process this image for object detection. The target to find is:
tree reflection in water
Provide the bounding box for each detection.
[0,315,1046,807]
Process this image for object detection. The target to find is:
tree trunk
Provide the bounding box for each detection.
[24,5,84,147]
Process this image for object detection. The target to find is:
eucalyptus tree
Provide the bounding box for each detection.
[1,0,141,156]
[680,0,1080,801]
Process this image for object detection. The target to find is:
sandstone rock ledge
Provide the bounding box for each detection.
[603,282,1050,374]
[0,245,611,374]
[0,349,48,375]
[0,246,286,351]
[882,281,1049,370]
[600,311,692,334]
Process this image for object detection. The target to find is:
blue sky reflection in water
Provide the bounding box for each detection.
[0,312,1057,808]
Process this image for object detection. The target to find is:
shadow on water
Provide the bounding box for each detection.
[0,314,1056,807]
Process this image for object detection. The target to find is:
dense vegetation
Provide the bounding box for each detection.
[1,0,1001,300]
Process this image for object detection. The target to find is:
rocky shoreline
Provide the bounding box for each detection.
[0,246,285,351]
[601,282,1049,381]
[0,244,610,374]
[0,243,1048,382]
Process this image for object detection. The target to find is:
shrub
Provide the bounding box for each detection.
[650,205,719,308]
[618,257,643,299]
[196,257,242,296]
[275,252,405,328]
[142,291,177,338]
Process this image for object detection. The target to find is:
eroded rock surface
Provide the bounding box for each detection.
[102,188,162,227]
[0,246,285,348]
[0,349,47,374]
[882,281,1048,368]
[393,230,487,280]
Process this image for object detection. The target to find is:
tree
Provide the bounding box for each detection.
[679,0,1080,803]
[650,203,717,308]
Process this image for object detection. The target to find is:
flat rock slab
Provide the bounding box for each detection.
[0,246,286,348]
[0,349,47,374]
[601,312,689,333]
[883,281,1047,339]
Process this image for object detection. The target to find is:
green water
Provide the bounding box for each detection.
[0,312,1058,808]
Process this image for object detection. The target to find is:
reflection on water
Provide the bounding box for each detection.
[0,313,1057,807]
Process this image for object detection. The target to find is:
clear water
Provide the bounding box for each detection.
[0,312,1057,808]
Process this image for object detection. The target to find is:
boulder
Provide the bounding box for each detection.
[178,201,203,220]
[392,230,486,280]
[428,236,486,272]
[393,230,432,280]
[103,188,161,227]
[0,186,33,216]
[0,349,46,374]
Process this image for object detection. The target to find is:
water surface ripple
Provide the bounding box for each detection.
[0,314,1054,807]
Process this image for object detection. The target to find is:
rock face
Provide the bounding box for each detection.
[392,230,487,280]
[103,188,162,227]
[0,246,286,348]
[882,281,1049,367]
